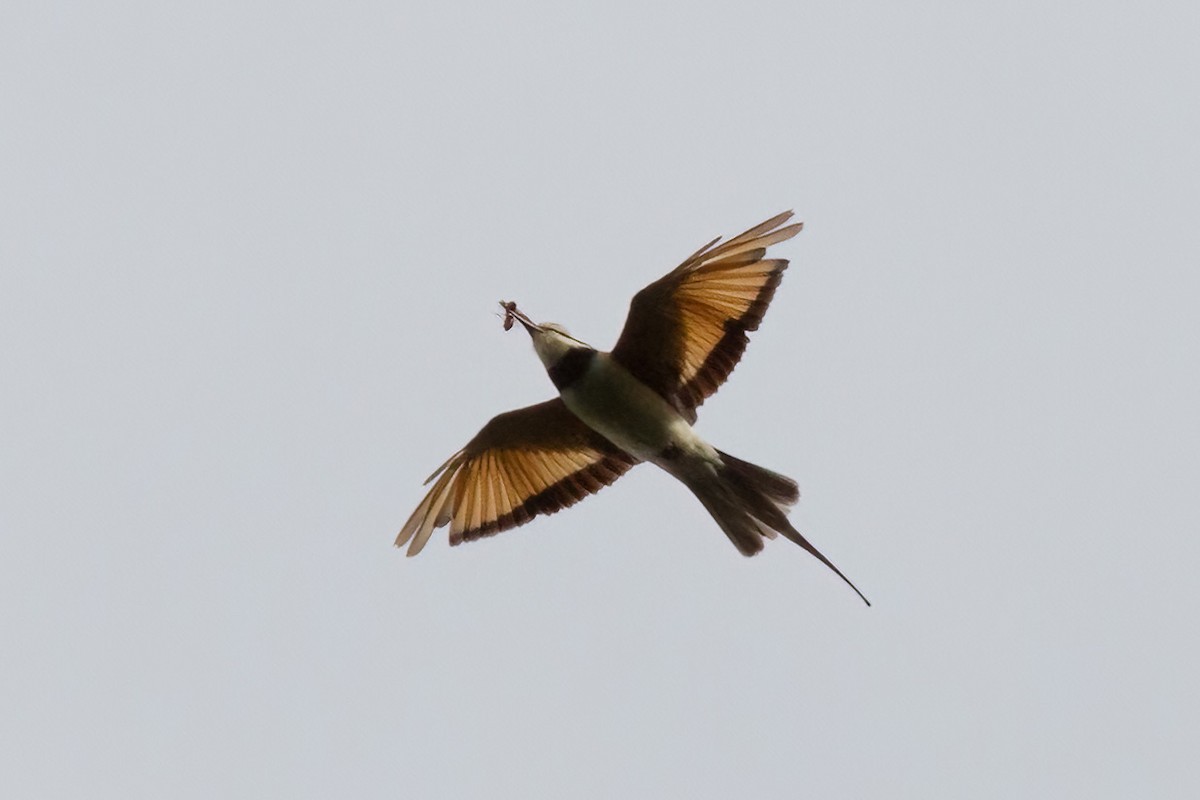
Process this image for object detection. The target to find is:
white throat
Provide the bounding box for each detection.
[532,327,585,369]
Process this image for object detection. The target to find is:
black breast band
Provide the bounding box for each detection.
[548,348,596,390]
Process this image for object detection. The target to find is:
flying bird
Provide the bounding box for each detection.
[397,212,868,604]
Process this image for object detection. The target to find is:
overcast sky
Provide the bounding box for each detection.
[4,2,1199,798]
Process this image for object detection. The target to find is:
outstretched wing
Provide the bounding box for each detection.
[396,398,638,555]
[609,211,801,422]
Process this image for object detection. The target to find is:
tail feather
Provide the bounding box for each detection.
[717,450,799,505]
[687,479,767,557]
[686,451,870,606]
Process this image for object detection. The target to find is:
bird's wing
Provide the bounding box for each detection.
[609,211,801,422]
[396,398,638,555]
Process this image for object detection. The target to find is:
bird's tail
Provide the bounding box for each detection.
[683,450,870,606]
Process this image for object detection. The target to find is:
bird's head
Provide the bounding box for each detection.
[500,300,593,370]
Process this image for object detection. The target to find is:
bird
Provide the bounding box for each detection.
[396,211,869,604]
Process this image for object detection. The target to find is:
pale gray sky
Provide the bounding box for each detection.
[3,1,1199,797]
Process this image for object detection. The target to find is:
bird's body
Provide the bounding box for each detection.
[398,212,869,604]
[555,350,705,464]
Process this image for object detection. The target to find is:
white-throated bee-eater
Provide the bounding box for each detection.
[397,211,868,604]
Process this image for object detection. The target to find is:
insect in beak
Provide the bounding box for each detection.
[499,300,539,333]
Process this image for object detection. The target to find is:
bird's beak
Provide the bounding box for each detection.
[499,300,541,334]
